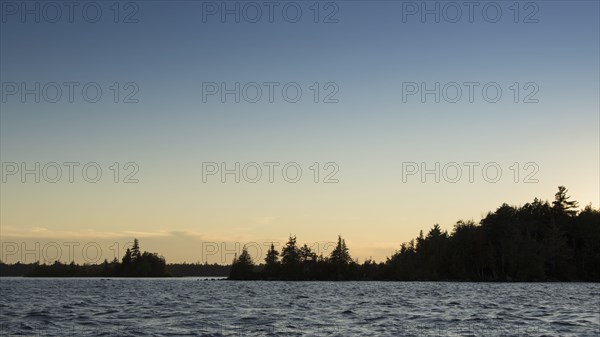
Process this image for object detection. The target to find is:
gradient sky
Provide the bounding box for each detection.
[1,0,598,264]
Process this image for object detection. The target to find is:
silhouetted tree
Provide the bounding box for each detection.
[299,244,317,263]
[229,247,254,280]
[553,186,579,216]
[329,235,351,265]
[122,248,132,271]
[281,235,301,279]
[298,244,317,277]
[264,243,280,278]
[131,238,141,262]
[329,236,352,279]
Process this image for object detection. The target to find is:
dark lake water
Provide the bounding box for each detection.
[0,278,598,336]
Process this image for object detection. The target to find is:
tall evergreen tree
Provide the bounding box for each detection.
[281,235,300,265]
[122,248,132,267]
[229,247,254,280]
[281,235,301,278]
[329,235,351,265]
[265,243,279,265]
[264,243,280,277]
[131,238,141,262]
[553,186,579,216]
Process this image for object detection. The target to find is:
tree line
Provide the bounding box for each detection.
[0,261,231,277]
[2,186,598,281]
[230,186,600,281]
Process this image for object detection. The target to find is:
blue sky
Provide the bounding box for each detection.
[1,0,598,263]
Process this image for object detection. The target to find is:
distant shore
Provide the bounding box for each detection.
[0,262,231,278]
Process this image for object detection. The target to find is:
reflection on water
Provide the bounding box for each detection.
[0,278,598,336]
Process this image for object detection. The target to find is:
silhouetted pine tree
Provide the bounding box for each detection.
[299,244,317,277]
[131,239,141,262]
[229,247,254,280]
[281,235,301,279]
[329,235,351,280]
[553,186,579,216]
[264,243,280,278]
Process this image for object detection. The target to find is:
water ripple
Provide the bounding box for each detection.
[0,279,598,336]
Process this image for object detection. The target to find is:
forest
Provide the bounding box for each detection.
[230,186,600,281]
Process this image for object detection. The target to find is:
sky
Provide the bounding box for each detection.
[1,0,598,264]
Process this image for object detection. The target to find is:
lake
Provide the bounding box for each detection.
[0,278,598,336]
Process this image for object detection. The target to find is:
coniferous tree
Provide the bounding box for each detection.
[264,243,280,277]
[553,186,579,216]
[299,244,317,277]
[131,238,141,262]
[229,247,254,280]
[299,244,317,263]
[122,248,132,271]
[329,235,351,265]
[265,243,279,264]
[281,235,301,279]
[329,235,351,279]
